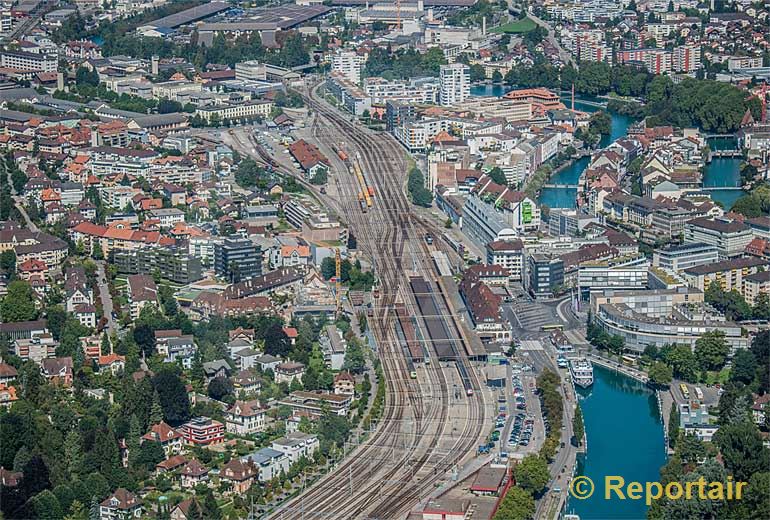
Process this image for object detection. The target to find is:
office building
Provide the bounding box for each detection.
[0,50,56,72]
[684,217,753,259]
[526,253,564,298]
[652,243,719,273]
[486,240,524,281]
[577,254,650,299]
[214,238,262,283]
[591,288,748,352]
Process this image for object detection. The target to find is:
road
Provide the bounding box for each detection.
[96,261,116,335]
[520,8,577,68]
[1,160,38,232]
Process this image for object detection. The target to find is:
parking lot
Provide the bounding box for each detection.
[482,364,546,461]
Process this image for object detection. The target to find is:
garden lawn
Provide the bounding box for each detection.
[492,17,537,34]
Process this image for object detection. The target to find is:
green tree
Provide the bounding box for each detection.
[513,455,550,496]
[207,376,234,401]
[662,344,698,382]
[0,249,15,273]
[201,490,221,519]
[342,340,366,374]
[572,404,584,446]
[1,280,38,322]
[152,367,191,425]
[30,489,64,520]
[648,362,673,387]
[64,430,84,478]
[589,111,612,135]
[753,292,770,321]
[668,405,679,449]
[321,256,337,280]
[729,349,756,385]
[694,330,729,371]
[488,167,507,186]
[714,421,770,481]
[64,500,88,520]
[493,486,535,520]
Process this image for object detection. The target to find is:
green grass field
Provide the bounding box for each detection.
[492,17,537,34]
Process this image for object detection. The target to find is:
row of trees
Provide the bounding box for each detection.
[504,60,761,133]
[407,167,433,207]
[731,182,770,219]
[643,330,742,385]
[365,47,448,80]
[705,282,770,322]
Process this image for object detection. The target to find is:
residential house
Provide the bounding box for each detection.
[0,363,18,385]
[275,362,305,384]
[126,274,158,320]
[155,330,196,369]
[99,488,142,520]
[225,399,267,435]
[202,359,231,382]
[155,455,187,475]
[271,432,320,464]
[40,357,73,386]
[334,372,355,395]
[142,422,184,458]
[179,417,224,446]
[231,369,261,395]
[0,383,19,408]
[180,459,209,489]
[241,448,290,482]
[255,354,281,373]
[219,459,257,494]
[97,353,125,376]
[232,347,261,371]
[279,390,352,417]
[73,303,97,328]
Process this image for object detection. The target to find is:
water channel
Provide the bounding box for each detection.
[567,365,667,520]
[469,85,744,210]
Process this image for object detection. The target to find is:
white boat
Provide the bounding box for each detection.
[569,358,594,388]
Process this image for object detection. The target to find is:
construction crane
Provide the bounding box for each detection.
[335,248,342,315]
[760,83,769,123]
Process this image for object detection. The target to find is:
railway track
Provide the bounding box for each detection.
[228,83,487,519]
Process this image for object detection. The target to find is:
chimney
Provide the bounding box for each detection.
[482,16,487,36]
[56,72,64,91]
[151,55,159,76]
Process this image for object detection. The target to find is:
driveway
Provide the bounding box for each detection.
[96,260,116,334]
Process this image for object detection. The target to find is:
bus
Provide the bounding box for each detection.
[680,383,690,400]
[541,324,564,332]
[694,387,703,400]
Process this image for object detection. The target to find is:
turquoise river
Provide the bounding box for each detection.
[469,85,744,210]
[567,365,666,519]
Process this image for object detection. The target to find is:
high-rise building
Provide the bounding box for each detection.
[439,63,470,106]
[214,238,262,283]
[672,44,701,73]
[331,50,365,85]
